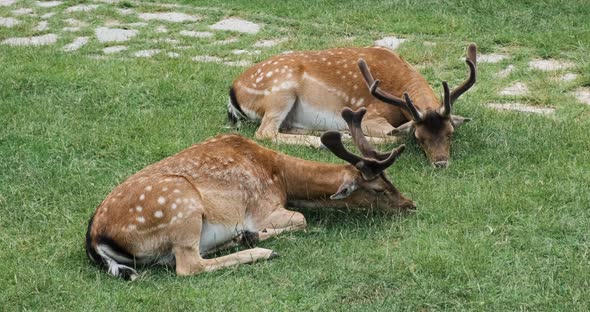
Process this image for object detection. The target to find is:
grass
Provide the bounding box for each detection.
[1,0,590,310]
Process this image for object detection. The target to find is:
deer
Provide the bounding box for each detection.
[228,43,477,168]
[86,108,415,280]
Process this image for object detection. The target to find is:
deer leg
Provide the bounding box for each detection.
[173,215,277,276]
[254,208,307,242]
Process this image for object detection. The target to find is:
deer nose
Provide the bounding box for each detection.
[433,160,448,168]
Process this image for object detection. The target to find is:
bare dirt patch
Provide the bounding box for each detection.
[487,103,554,115]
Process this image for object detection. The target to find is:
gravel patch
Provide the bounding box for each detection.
[487,103,554,115]
[573,88,590,105]
[36,1,62,8]
[0,17,20,27]
[478,53,509,63]
[529,59,574,71]
[138,12,199,23]
[2,33,57,46]
[103,45,127,54]
[65,4,99,12]
[95,27,138,43]
[179,30,213,38]
[374,36,406,50]
[63,36,88,51]
[210,18,260,34]
[499,82,529,96]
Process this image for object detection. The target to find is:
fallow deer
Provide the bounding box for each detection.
[228,44,477,167]
[86,108,414,280]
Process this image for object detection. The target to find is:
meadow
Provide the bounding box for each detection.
[1,0,589,310]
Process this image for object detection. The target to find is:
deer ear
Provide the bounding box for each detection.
[330,180,359,200]
[389,121,414,136]
[450,115,471,128]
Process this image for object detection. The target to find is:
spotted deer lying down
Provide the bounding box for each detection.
[228,44,477,167]
[86,108,415,280]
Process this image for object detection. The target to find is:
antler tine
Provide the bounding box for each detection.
[403,93,423,122]
[321,130,407,180]
[358,58,407,108]
[442,81,451,116]
[341,108,390,161]
[449,43,477,104]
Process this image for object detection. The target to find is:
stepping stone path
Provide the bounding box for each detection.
[0,0,16,6]
[179,30,213,38]
[374,36,406,50]
[2,33,57,46]
[63,36,88,52]
[12,8,34,15]
[559,73,577,82]
[33,20,48,31]
[138,12,199,23]
[478,53,509,63]
[95,27,138,43]
[65,4,99,12]
[487,103,555,115]
[0,17,19,27]
[36,1,62,8]
[103,45,128,54]
[134,49,161,57]
[210,18,260,34]
[573,88,590,106]
[496,65,514,78]
[499,82,529,96]
[529,59,574,71]
[253,38,286,48]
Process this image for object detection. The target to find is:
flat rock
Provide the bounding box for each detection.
[167,52,180,58]
[0,0,16,6]
[192,55,223,63]
[499,82,529,96]
[134,49,160,57]
[12,8,33,15]
[231,49,260,55]
[95,27,138,43]
[559,73,578,82]
[573,88,590,105]
[65,4,99,12]
[0,17,20,27]
[63,36,88,52]
[33,20,48,31]
[36,1,62,7]
[40,12,55,19]
[65,18,86,27]
[479,53,509,63]
[138,12,199,23]
[223,60,252,67]
[103,45,127,54]
[374,36,406,50]
[2,33,57,46]
[213,37,238,45]
[62,27,80,32]
[210,18,260,34]
[253,38,286,48]
[155,25,168,33]
[487,103,554,115]
[179,30,213,38]
[116,8,134,15]
[496,65,515,78]
[529,59,574,71]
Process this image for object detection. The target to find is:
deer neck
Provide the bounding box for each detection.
[276,153,352,201]
[403,73,441,112]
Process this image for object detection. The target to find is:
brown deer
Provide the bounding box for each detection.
[228,44,477,168]
[86,108,414,280]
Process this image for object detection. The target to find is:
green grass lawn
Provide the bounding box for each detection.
[1,0,590,310]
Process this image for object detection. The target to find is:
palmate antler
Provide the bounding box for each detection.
[320,108,405,180]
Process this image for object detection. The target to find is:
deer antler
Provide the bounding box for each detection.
[358,58,423,122]
[448,43,477,105]
[320,108,406,180]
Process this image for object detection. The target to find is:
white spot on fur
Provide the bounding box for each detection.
[139,194,145,200]
[136,205,143,212]
[136,216,145,223]
[158,196,166,205]
[145,185,153,191]
[154,211,163,218]
[171,203,177,209]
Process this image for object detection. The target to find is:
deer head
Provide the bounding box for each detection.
[320,107,415,211]
[358,44,477,168]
